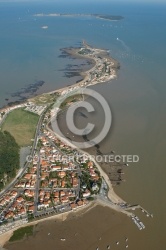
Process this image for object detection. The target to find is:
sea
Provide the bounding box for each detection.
[0,1,166,250]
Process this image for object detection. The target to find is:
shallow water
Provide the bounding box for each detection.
[1,1,166,249]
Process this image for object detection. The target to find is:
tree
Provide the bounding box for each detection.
[0,131,20,188]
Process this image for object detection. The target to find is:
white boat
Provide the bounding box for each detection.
[41,25,48,29]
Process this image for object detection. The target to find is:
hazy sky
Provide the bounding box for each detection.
[0,0,166,2]
[0,0,166,3]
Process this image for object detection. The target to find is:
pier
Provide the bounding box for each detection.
[125,204,153,217]
[130,215,145,230]
[124,204,153,230]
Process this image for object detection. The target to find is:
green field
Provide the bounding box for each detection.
[9,225,34,242]
[30,92,59,105]
[1,108,39,147]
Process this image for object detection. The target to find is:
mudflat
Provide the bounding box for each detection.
[6,205,133,250]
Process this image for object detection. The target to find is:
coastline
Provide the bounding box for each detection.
[1,201,96,248]
[0,42,118,111]
[44,42,122,204]
[47,124,124,205]
[5,205,131,250]
[0,42,124,247]
[0,3,165,250]
[29,41,119,102]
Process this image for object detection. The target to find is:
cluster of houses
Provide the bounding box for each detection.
[56,46,116,96]
[0,191,27,220]
[77,46,116,87]
[39,132,79,191]
[0,46,108,229]
[87,57,116,85]
[38,190,75,209]
[0,106,101,226]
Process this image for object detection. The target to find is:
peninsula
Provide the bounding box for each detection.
[0,42,152,246]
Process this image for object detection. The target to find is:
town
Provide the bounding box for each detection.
[0,101,102,235]
[0,43,152,236]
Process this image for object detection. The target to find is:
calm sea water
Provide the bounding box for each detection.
[1,1,166,249]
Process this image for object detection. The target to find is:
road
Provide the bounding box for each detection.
[46,116,134,218]
[34,203,71,218]
[45,132,81,198]
[32,127,81,215]
[0,108,46,200]
[34,152,41,215]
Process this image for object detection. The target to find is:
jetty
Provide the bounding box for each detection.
[125,204,152,217]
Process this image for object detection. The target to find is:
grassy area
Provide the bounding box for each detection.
[9,225,34,242]
[30,92,59,105]
[1,108,39,147]
[59,94,83,109]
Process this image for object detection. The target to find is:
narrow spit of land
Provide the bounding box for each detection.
[0,42,152,247]
[39,40,119,98]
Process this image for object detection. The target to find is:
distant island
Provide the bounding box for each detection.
[34,13,124,21]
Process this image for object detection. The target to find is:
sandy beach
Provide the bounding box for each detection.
[51,129,124,204]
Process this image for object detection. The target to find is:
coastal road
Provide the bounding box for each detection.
[0,108,46,200]
[34,203,71,217]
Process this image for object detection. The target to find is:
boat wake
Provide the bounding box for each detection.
[117,37,131,52]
